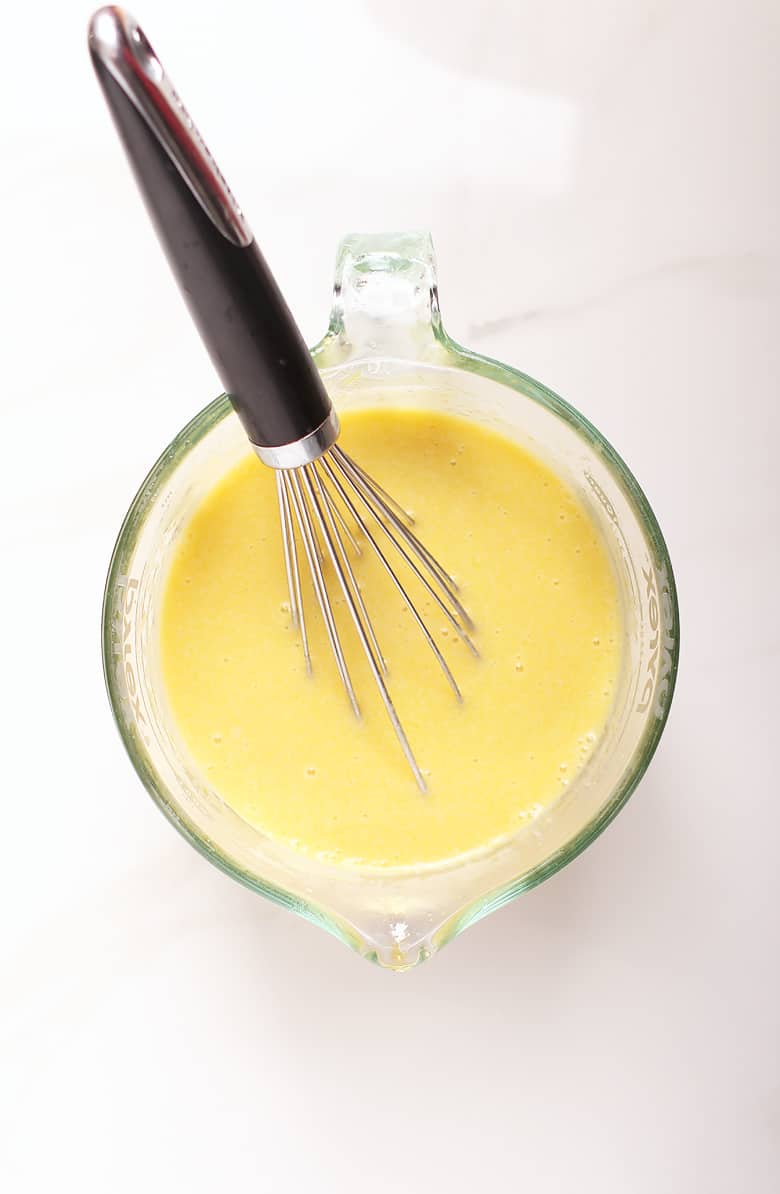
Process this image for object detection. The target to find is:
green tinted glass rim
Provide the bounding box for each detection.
[101,339,679,961]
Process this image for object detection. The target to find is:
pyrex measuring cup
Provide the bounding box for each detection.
[102,232,678,969]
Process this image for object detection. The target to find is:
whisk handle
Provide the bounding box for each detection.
[88,7,336,464]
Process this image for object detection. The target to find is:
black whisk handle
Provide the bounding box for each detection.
[88,7,335,459]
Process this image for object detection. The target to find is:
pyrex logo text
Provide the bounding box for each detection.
[113,575,146,731]
[637,561,675,719]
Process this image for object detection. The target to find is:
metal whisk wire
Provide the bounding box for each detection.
[275,446,476,792]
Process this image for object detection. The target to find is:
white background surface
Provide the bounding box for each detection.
[2,1,778,1190]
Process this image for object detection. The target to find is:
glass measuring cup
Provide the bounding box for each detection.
[102,232,678,969]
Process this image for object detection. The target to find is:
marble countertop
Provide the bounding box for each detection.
[2,1,778,1190]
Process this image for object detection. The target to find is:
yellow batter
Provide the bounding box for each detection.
[161,408,621,868]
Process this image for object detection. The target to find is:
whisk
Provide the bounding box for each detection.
[89,7,476,790]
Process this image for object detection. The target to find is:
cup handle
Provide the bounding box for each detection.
[313,231,446,364]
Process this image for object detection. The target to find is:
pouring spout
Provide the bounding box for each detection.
[363,922,433,971]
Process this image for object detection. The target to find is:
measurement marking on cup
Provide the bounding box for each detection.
[113,574,149,741]
[584,470,675,717]
[583,468,632,581]
[584,470,619,526]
